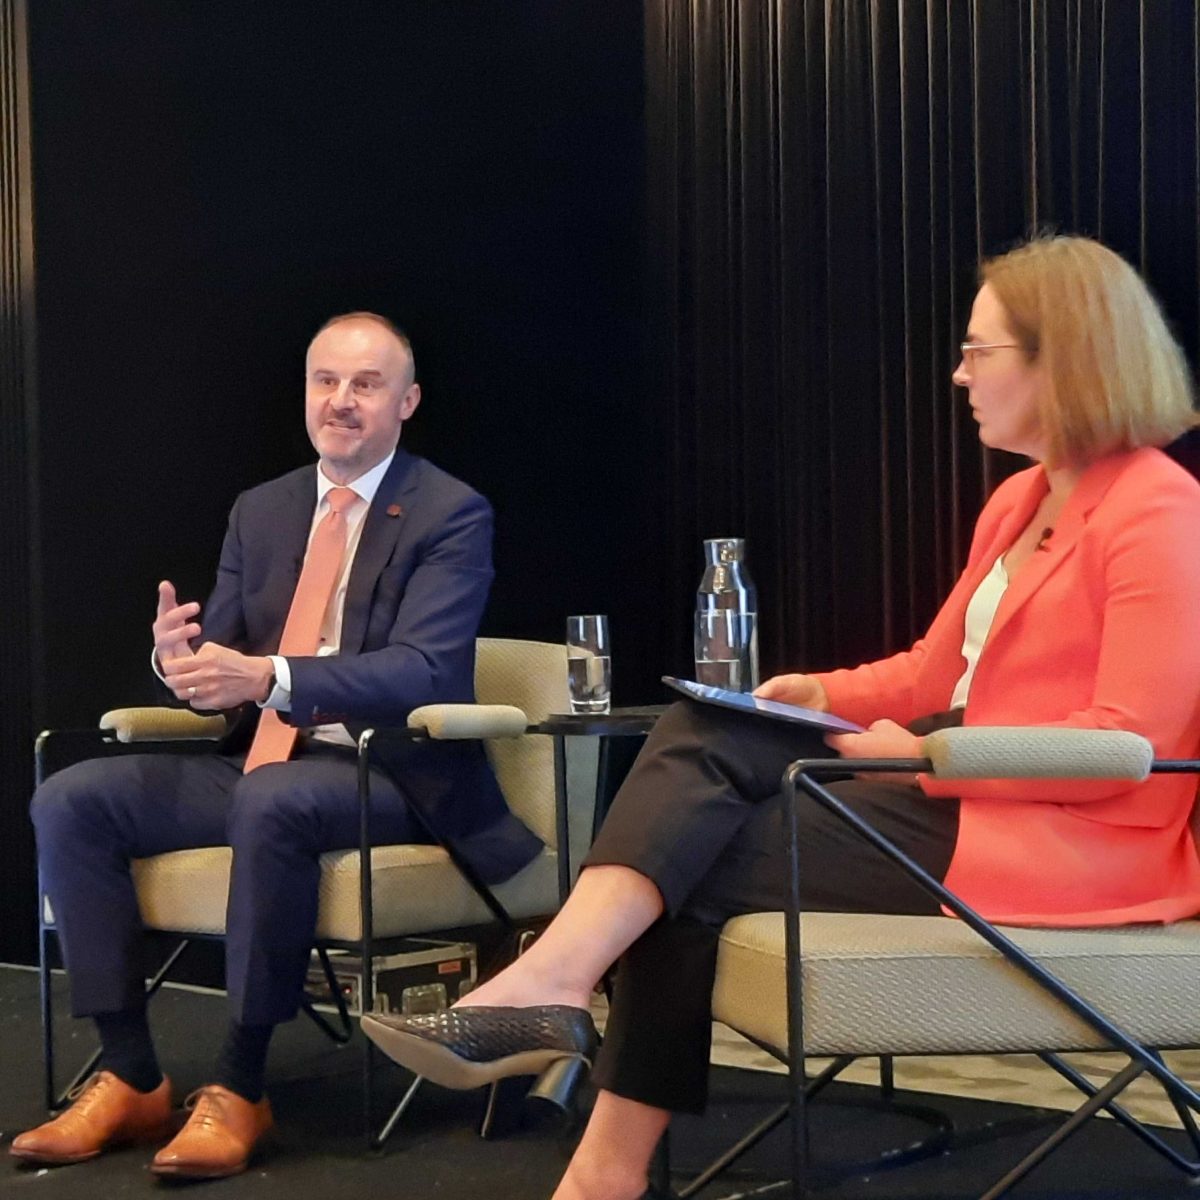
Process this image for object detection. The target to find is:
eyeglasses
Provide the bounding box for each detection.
[959,341,1025,364]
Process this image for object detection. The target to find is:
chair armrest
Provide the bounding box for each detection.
[406,703,528,740]
[99,707,229,743]
[922,726,1153,781]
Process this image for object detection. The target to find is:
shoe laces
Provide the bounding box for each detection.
[182,1087,230,1132]
[63,1072,113,1119]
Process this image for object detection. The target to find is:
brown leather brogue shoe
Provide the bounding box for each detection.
[9,1071,173,1166]
[150,1085,273,1179]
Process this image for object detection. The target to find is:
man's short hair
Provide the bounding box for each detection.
[313,312,416,383]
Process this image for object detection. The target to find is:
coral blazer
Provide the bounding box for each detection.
[815,448,1200,926]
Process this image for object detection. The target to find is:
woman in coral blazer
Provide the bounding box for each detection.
[820,444,1200,925]
[363,236,1200,1200]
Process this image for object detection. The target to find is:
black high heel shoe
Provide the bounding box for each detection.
[361,1005,599,1098]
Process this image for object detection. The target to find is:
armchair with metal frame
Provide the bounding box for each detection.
[659,725,1200,1199]
[36,636,573,1148]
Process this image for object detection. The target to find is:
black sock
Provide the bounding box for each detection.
[94,1008,163,1094]
[213,1021,274,1103]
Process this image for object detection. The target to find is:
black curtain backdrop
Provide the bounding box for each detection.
[0,1,650,964]
[646,0,1200,682]
[3,2,1200,964]
[0,0,39,969]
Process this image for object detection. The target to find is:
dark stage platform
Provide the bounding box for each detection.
[0,965,1193,1198]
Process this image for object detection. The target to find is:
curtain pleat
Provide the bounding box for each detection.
[647,0,1200,680]
[0,0,38,962]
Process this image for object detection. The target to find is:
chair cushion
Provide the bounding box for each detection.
[42,845,560,942]
[315,844,559,940]
[133,848,233,934]
[713,911,1200,1057]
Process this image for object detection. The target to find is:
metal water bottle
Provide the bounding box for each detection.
[694,538,759,692]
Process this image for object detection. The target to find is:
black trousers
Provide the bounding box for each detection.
[583,700,960,1113]
[30,743,423,1026]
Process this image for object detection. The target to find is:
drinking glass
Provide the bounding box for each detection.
[566,615,611,714]
[694,609,746,691]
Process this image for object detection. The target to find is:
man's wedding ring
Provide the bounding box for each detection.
[187,686,197,698]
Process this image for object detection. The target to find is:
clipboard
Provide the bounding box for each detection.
[662,676,865,734]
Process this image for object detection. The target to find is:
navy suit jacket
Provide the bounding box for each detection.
[197,447,543,884]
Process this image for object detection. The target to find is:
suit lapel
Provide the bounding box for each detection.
[339,448,420,655]
[928,469,1045,650]
[984,451,1136,649]
[267,469,320,641]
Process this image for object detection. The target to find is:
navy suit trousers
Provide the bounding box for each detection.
[31,745,423,1025]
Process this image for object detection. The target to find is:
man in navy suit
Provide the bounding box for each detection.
[16,313,541,1177]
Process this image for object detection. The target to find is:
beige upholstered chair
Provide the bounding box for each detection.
[105,638,568,942]
[699,727,1200,1198]
[39,637,571,1140]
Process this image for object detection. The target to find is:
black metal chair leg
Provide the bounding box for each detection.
[356,729,528,1149]
[783,776,810,1198]
[647,1128,674,1198]
[44,931,193,1110]
[363,1035,376,1148]
[1038,1051,1200,1176]
[979,1061,1146,1200]
[675,1103,790,1199]
[1146,1048,1200,1158]
[359,733,378,1149]
[553,734,571,903]
[300,947,353,1045]
[373,1073,424,1149]
[40,917,55,1111]
[879,1054,895,1098]
[479,1076,529,1139]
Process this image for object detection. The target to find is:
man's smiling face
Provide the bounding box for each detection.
[304,318,420,483]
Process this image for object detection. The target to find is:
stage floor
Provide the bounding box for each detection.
[1,964,1196,1198]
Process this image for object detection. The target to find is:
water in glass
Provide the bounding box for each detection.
[694,656,742,690]
[567,652,612,713]
[694,609,745,693]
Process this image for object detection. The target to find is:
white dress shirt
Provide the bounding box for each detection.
[948,553,1009,710]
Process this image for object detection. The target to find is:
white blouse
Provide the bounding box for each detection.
[949,554,1009,709]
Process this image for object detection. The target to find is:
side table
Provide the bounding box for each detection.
[532,706,665,902]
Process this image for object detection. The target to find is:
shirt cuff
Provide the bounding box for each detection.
[260,655,293,712]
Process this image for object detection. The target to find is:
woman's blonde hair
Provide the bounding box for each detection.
[981,236,1198,466]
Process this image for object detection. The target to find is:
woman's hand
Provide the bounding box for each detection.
[825,718,924,783]
[754,673,829,711]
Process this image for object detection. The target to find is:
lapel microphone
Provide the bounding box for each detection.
[1035,526,1054,552]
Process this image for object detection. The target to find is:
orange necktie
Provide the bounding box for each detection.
[243,486,358,773]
